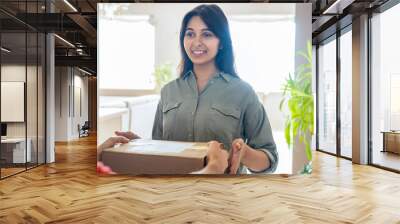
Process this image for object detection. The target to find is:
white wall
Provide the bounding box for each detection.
[55,66,68,141]
[72,74,89,138]
[292,3,312,173]
[55,67,89,141]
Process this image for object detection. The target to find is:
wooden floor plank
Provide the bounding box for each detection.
[0,135,399,223]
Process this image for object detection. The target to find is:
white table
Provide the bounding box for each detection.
[1,138,31,163]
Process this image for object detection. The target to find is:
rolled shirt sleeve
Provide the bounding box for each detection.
[243,89,278,173]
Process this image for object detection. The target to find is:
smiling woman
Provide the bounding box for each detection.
[149,4,278,174]
[95,2,314,176]
[179,5,237,81]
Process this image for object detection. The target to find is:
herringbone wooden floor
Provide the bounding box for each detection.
[1,135,400,224]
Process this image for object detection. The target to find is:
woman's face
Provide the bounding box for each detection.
[183,16,220,67]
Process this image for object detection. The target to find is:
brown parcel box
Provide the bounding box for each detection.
[101,139,208,175]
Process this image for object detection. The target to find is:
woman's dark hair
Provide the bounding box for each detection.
[179,4,238,78]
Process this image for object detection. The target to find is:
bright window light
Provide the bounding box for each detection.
[229,15,295,94]
[99,15,155,90]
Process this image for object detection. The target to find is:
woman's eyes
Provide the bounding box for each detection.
[185,31,194,37]
[202,32,214,38]
[184,31,215,38]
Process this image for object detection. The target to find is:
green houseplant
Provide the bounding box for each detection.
[153,63,174,92]
[280,41,314,174]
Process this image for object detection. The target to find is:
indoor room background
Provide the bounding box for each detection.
[97,3,312,174]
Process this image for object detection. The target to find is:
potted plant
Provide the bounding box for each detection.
[280,41,314,174]
[153,63,175,93]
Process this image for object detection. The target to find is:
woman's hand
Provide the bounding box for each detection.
[229,138,248,174]
[97,130,138,160]
[97,135,131,174]
[114,131,141,140]
[98,136,130,151]
[97,136,130,161]
[229,138,271,174]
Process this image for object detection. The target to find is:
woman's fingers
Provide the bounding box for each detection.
[233,138,244,150]
[229,138,244,174]
[230,147,242,174]
[98,136,130,151]
[229,153,240,174]
[115,131,139,140]
[110,136,130,145]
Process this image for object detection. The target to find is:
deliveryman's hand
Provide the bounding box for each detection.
[205,141,229,174]
[97,161,116,175]
[192,141,229,174]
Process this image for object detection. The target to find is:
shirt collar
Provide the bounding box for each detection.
[219,72,233,83]
[183,70,233,82]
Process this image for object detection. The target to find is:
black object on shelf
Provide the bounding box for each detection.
[1,123,7,137]
[78,121,90,138]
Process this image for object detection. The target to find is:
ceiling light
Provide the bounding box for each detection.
[78,67,92,76]
[322,0,354,15]
[54,34,75,48]
[1,47,11,53]
[63,0,78,12]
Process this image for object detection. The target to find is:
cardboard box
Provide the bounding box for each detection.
[101,139,208,175]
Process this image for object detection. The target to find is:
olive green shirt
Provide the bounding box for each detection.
[152,71,278,174]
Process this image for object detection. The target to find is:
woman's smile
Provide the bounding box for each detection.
[191,49,207,56]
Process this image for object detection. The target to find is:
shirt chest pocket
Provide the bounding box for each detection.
[162,101,182,138]
[209,104,241,142]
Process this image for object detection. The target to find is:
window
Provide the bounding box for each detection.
[371,2,400,171]
[229,15,295,94]
[390,74,400,130]
[339,29,352,158]
[99,15,155,90]
[318,37,337,154]
[0,1,46,179]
